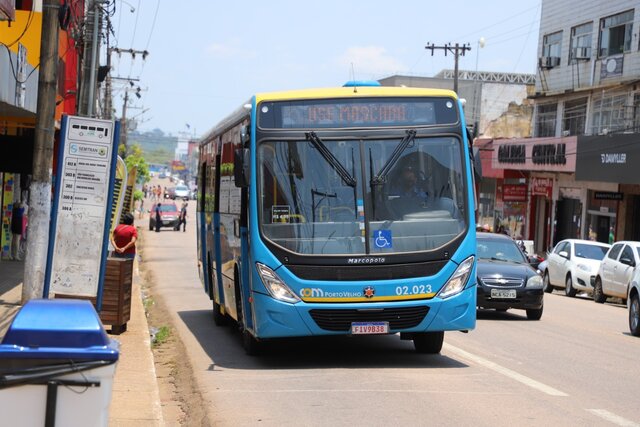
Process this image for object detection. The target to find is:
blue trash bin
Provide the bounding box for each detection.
[0,299,119,427]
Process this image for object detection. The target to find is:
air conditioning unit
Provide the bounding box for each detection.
[573,47,591,60]
[540,56,561,69]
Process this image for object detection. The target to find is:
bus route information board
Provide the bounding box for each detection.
[49,116,116,297]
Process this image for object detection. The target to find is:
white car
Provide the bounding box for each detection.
[594,241,640,304]
[628,267,640,336]
[174,185,190,200]
[542,239,610,297]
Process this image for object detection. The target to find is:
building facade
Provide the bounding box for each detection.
[490,0,640,252]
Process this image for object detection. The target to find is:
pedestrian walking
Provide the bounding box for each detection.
[10,202,24,261]
[176,202,188,232]
[155,202,162,232]
[110,213,138,259]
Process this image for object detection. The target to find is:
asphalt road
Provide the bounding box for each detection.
[140,195,639,427]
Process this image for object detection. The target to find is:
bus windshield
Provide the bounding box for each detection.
[258,135,466,255]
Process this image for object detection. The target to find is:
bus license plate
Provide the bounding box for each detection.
[351,322,389,335]
[491,289,517,299]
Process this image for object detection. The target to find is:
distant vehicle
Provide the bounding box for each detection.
[164,187,176,199]
[476,232,544,320]
[149,202,180,230]
[174,185,190,200]
[628,267,640,336]
[542,239,611,297]
[159,171,167,179]
[594,241,640,304]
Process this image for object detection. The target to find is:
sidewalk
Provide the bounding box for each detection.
[0,259,164,426]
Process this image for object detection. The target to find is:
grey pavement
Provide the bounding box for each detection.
[0,245,164,426]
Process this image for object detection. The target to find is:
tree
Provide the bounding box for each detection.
[123,144,150,184]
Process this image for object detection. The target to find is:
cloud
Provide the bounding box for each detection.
[206,39,255,59]
[336,46,406,78]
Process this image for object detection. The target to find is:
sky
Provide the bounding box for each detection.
[109,0,542,137]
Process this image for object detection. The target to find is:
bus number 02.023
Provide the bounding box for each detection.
[395,285,432,295]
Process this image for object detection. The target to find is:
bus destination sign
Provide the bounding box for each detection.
[258,97,458,129]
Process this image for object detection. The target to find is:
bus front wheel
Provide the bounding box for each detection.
[413,331,444,354]
[242,329,261,356]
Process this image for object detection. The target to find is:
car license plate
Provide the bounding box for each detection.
[351,322,389,335]
[491,289,517,299]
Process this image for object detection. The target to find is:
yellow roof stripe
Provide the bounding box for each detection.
[255,86,458,104]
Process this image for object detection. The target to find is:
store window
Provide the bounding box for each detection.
[590,94,627,134]
[598,10,633,57]
[570,22,593,62]
[562,98,588,136]
[535,103,558,137]
[586,190,618,244]
[477,178,496,231]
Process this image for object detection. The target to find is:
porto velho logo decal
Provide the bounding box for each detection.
[300,288,364,299]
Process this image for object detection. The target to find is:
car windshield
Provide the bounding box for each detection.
[258,136,466,255]
[477,238,527,263]
[176,186,188,191]
[158,205,177,212]
[574,243,609,260]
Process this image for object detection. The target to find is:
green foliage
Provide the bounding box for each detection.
[152,325,171,348]
[124,144,151,184]
[133,189,144,201]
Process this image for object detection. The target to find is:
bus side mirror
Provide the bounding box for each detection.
[234,148,250,188]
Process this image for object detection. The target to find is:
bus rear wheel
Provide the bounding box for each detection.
[213,300,227,326]
[413,331,444,354]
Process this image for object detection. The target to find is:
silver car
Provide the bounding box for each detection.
[594,241,640,304]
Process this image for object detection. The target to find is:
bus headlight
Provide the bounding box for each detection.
[256,263,300,304]
[526,275,543,289]
[437,256,475,299]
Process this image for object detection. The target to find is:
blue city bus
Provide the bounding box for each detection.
[196,84,477,354]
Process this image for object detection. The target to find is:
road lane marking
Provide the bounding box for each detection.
[443,343,568,397]
[587,409,640,427]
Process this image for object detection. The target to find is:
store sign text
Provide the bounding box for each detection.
[497,144,526,164]
[600,153,626,164]
[532,143,566,165]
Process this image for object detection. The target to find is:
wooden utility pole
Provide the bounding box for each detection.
[22,0,60,302]
[425,43,472,94]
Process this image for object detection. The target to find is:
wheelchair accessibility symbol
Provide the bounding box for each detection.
[374,230,392,249]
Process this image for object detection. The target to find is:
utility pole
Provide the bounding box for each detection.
[22,0,60,302]
[425,43,472,94]
[121,89,129,154]
[78,0,103,116]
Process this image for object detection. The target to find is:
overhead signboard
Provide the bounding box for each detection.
[45,116,120,308]
[576,135,640,184]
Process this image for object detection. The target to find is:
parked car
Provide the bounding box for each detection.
[149,202,180,230]
[174,185,190,200]
[541,239,610,297]
[628,267,640,336]
[594,241,640,304]
[164,186,176,199]
[476,232,544,320]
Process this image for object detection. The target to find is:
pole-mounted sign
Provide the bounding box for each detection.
[44,115,120,310]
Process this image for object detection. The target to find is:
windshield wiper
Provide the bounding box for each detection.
[306,132,356,187]
[371,129,417,186]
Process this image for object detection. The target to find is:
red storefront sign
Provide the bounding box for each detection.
[503,184,527,202]
[531,177,553,199]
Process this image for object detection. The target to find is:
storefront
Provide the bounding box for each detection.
[576,134,640,242]
[492,136,577,252]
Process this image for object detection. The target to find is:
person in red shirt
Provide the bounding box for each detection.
[111,213,138,259]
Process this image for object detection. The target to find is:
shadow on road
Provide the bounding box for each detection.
[476,309,529,321]
[178,309,469,370]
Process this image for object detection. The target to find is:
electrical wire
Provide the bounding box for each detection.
[3,5,35,48]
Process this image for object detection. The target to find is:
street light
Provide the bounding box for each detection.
[118,0,136,13]
[473,37,486,137]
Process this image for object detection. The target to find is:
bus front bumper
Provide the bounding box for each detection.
[251,285,476,339]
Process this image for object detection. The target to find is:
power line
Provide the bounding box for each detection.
[455,2,541,41]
